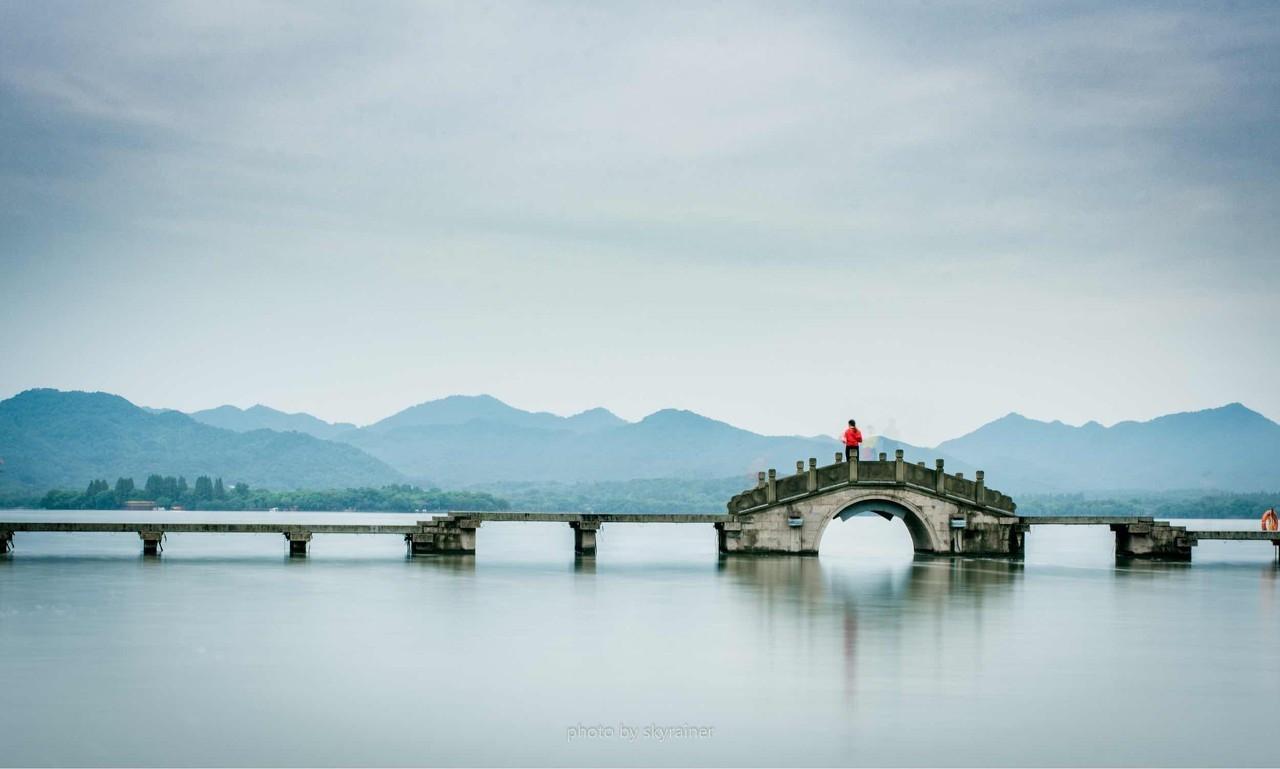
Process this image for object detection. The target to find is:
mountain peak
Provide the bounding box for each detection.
[1149,401,1275,429]
[10,388,139,414]
[1211,402,1263,418]
[189,402,354,439]
[369,394,623,435]
[996,412,1031,423]
[565,407,627,430]
[636,409,737,433]
[641,408,703,422]
[434,393,504,405]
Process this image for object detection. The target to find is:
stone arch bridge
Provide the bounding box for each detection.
[716,450,1026,556]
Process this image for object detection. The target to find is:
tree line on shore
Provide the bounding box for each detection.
[36,475,510,512]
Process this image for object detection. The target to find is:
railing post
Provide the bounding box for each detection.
[835,451,844,464]
[878,452,887,461]
[974,470,986,506]
[756,471,766,489]
[848,451,859,484]
[894,449,905,484]
[796,460,804,476]
[807,458,818,492]
[935,459,945,495]
[766,469,777,503]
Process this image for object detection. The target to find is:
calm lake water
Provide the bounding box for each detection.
[1,510,1277,767]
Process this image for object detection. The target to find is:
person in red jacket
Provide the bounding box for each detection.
[843,419,863,462]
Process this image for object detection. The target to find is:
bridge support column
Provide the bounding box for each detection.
[1111,522,1192,561]
[285,531,312,557]
[406,518,478,556]
[715,521,741,554]
[139,530,164,556]
[571,521,601,556]
[949,517,1026,557]
[1,530,12,554]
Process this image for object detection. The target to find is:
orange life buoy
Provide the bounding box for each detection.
[1263,508,1279,532]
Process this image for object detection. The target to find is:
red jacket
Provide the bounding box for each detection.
[843,427,862,447]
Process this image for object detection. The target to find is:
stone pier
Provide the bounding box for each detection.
[406,517,479,555]
[570,521,601,555]
[285,530,312,557]
[139,530,164,556]
[1111,521,1193,561]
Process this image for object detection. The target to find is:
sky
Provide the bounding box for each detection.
[2,1,1278,446]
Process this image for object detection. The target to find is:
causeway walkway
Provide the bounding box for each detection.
[1,511,1275,560]
[0,512,729,556]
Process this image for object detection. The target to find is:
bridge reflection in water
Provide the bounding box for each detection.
[719,518,1024,704]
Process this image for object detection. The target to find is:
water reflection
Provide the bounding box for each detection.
[2,515,1278,767]
[720,554,1022,611]
[720,554,1023,703]
[407,553,477,573]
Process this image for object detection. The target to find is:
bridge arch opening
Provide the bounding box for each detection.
[817,498,940,556]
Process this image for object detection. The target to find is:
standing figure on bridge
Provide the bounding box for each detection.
[843,419,863,462]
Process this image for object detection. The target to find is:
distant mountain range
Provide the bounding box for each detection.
[189,395,863,486]
[936,403,1280,492]
[0,389,402,494]
[2,388,1277,499]
[189,404,357,440]
[170,395,1280,494]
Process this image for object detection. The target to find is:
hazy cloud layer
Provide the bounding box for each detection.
[2,1,1278,445]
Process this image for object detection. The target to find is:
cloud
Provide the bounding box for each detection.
[1,1,1278,443]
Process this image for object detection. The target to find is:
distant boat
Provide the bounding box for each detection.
[268,507,280,512]
[152,506,166,512]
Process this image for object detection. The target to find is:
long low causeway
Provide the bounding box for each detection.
[0,513,1275,559]
[0,513,729,557]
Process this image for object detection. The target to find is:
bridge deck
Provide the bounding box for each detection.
[1020,516,1156,525]
[1019,517,1280,542]
[441,512,729,524]
[1186,530,1280,541]
[0,512,728,535]
[0,521,422,535]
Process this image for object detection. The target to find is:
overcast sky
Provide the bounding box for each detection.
[2,1,1278,445]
